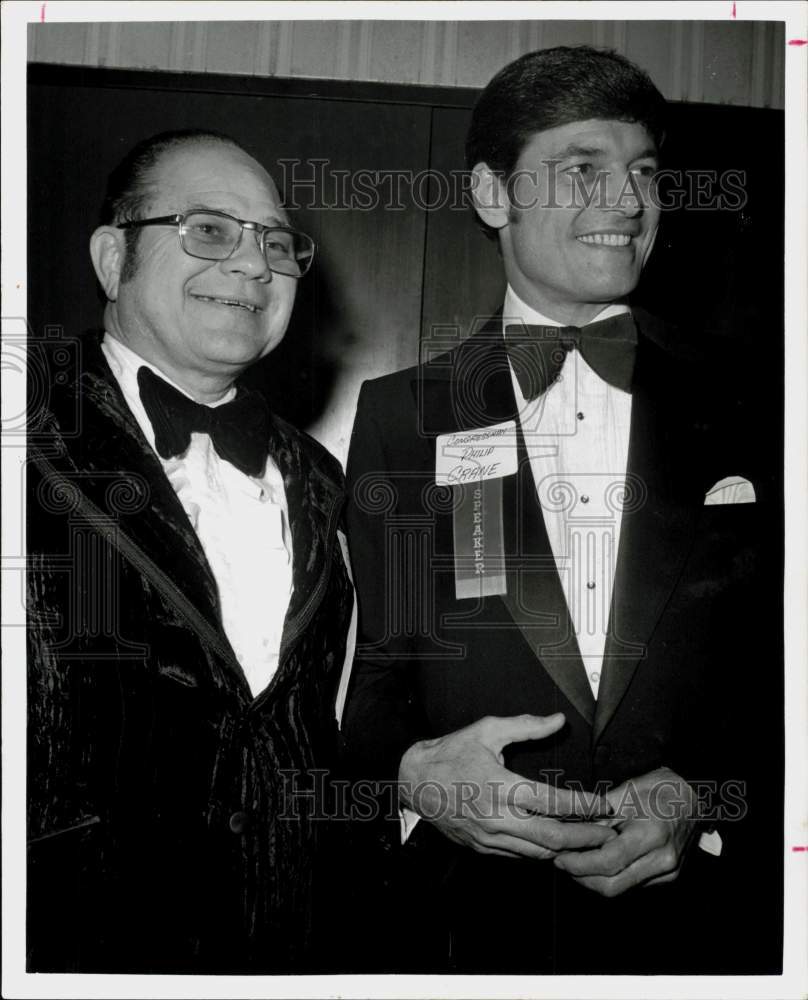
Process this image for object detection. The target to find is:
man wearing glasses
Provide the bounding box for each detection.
[26,130,353,972]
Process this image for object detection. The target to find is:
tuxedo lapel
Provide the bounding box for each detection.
[42,340,246,685]
[270,417,345,674]
[416,323,594,725]
[500,421,595,725]
[76,363,225,634]
[594,333,702,742]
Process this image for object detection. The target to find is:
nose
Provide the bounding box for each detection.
[221,229,272,281]
[605,166,643,218]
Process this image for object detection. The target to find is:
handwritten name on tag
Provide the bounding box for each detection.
[435,420,518,486]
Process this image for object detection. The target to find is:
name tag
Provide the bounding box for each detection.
[435,420,518,486]
[435,422,515,600]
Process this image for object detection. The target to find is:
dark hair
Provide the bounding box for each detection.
[465,46,667,239]
[100,129,247,281]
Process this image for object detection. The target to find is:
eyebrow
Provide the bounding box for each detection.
[550,144,659,161]
[552,144,606,159]
[184,202,290,226]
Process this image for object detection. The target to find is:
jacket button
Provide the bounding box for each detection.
[594,745,612,767]
[228,810,250,834]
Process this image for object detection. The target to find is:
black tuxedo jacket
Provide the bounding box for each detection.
[26,334,354,972]
[342,310,782,973]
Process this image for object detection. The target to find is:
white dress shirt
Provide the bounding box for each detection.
[504,286,633,698]
[102,334,293,697]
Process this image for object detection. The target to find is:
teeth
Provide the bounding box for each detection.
[577,233,632,247]
[194,295,257,312]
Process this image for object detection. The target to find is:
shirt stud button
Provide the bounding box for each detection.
[576,412,585,421]
[590,671,600,684]
[581,495,590,504]
[587,581,596,590]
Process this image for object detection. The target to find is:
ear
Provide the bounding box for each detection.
[470,162,510,231]
[89,226,125,302]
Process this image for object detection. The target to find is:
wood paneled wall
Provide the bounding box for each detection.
[28,19,785,110]
[27,64,783,466]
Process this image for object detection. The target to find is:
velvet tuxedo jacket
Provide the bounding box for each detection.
[26,335,353,973]
[342,309,782,973]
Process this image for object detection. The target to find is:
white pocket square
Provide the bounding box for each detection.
[704,476,756,505]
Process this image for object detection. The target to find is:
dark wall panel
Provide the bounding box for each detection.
[28,72,433,462]
[420,106,506,349]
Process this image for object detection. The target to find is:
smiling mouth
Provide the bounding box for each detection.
[192,295,262,313]
[577,233,633,248]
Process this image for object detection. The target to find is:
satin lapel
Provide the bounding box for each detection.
[500,421,595,726]
[593,335,702,743]
[416,324,594,726]
[270,417,345,673]
[70,362,228,645]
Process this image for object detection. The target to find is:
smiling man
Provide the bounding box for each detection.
[343,47,775,973]
[26,131,353,972]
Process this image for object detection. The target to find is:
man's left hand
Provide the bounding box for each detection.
[552,767,700,897]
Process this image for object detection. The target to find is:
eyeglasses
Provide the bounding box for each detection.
[117,210,315,277]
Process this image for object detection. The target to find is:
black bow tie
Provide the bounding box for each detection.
[137,366,271,477]
[504,313,638,399]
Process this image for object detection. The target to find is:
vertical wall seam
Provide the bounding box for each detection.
[356,20,373,78]
[192,21,207,72]
[275,20,293,76]
[670,20,685,101]
[256,22,272,76]
[593,22,608,49]
[687,21,705,103]
[419,21,438,85]
[84,21,102,65]
[105,22,121,68]
[168,22,185,72]
[442,21,458,86]
[336,20,352,79]
[509,21,523,62]
[611,21,627,55]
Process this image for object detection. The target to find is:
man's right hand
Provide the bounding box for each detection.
[398,714,617,860]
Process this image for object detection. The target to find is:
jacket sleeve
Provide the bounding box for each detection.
[341,379,430,788]
[26,444,115,970]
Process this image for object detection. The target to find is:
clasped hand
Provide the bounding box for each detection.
[399,718,700,893]
[398,713,616,860]
[552,766,701,896]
